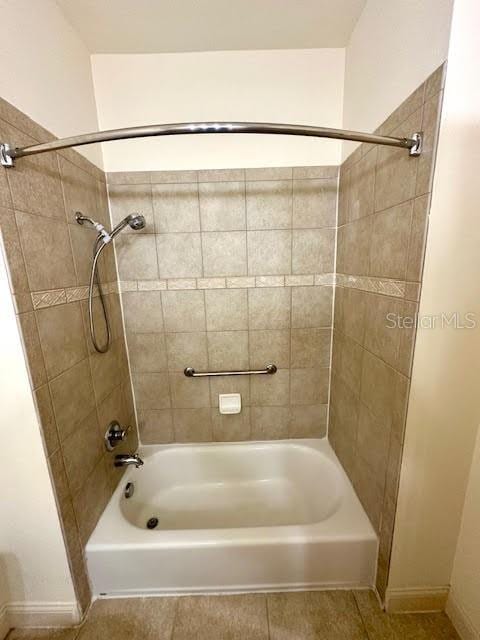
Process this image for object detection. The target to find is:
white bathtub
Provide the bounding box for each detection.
[86,439,377,596]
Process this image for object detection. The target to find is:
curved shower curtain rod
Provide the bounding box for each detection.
[0,121,422,167]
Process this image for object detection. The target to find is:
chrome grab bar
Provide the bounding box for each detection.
[184,364,277,378]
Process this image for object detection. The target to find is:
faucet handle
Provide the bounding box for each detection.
[105,421,131,451]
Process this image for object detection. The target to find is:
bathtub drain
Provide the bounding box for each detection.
[147,517,159,529]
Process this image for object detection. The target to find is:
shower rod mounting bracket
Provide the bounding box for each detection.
[409,132,423,157]
[0,143,14,167]
[0,122,423,168]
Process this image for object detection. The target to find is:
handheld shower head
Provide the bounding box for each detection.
[127,213,146,230]
[110,213,146,238]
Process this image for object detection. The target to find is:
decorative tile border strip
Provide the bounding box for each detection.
[336,274,406,298]
[28,273,420,309]
[31,282,118,309]
[119,273,336,293]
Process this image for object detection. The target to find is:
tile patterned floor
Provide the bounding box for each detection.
[6,590,460,640]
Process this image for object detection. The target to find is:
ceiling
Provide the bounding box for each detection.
[56,0,366,54]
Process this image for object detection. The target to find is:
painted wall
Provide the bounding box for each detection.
[342,0,453,159]
[447,425,480,638]
[0,245,76,633]
[91,49,345,171]
[388,0,480,606]
[0,0,101,167]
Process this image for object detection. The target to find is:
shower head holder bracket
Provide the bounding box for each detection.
[0,143,14,167]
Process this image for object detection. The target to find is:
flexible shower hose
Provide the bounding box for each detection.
[88,237,111,353]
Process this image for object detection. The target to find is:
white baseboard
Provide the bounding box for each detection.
[385,586,450,613]
[446,592,480,640]
[0,601,80,637]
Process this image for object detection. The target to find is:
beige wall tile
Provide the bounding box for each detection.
[153,183,200,232]
[199,181,245,231]
[246,180,292,229]
[0,166,12,209]
[34,384,59,456]
[290,368,329,405]
[116,234,159,280]
[293,178,337,228]
[0,124,65,219]
[96,384,126,436]
[169,373,210,408]
[128,332,167,372]
[123,291,164,333]
[250,406,290,440]
[17,311,47,388]
[340,217,372,276]
[291,328,331,368]
[68,222,97,286]
[363,294,403,369]
[36,302,87,379]
[245,167,292,181]
[150,169,198,184]
[352,459,384,532]
[202,231,247,276]
[347,148,376,221]
[49,357,95,441]
[166,332,208,370]
[72,457,109,545]
[291,286,332,328]
[247,230,291,275]
[107,171,151,185]
[360,351,398,423]
[250,369,289,406]
[173,408,212,442]
[138,409,174,444]
[16,211,76,290]
[292,229,334,274]
[198,169,245,182]
[59,157,98,223]
[289,405,327,438]
[157,232,202,278]
[356,402,391,484]
[132,372,171,410]
[89,339,122,402]
[369,201,413,280]
[416,91,443,196]
[161,290,205,332]
[212,408,251,441]
[108,183,154,234]
[249,330,290,369]
[205,289,248,331]
[248,287,291,330]
[337,167,350,226]
[332,331,363,396]
[292,166,338,179]
[334,287,366,344]
[407,194,429,282]
[207,331,249,370]
[62,410,103,495]
[0,207,29,292]
[425,64,446,100]
[375,109,422,212]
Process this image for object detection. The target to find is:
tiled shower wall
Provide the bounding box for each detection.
[0,97,137,613]
[330,64,445,599]
[107,167,337,443]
